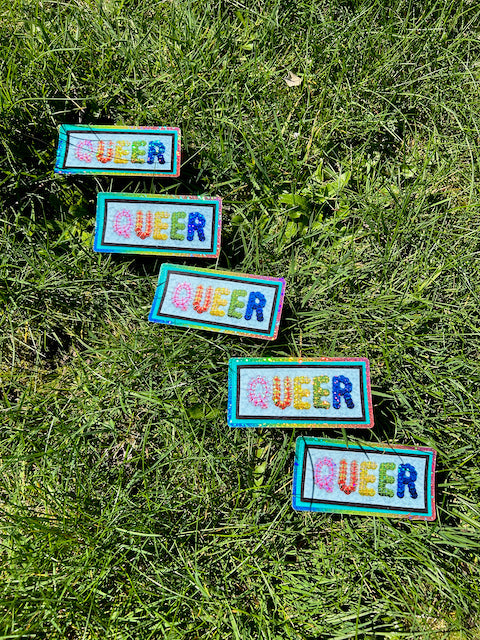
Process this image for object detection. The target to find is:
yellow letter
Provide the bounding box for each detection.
[153,211,169,240]
[359,461,377,496]
[294,376,311,410]
[210,288,230,317]
[114,140,130,164]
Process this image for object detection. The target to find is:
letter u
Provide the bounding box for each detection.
[135,211,153,239]
[338,459,358,495]
[96,140,114,163]
[272,376,292,409]
[193,285,213,313]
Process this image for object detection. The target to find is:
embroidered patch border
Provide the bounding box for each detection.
[227,357,373,428]
[93,193,221,257]
[149,264,286,340]
[292,437,437,520]
[54,125,181,176]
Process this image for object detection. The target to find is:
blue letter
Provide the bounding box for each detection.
[187,212,206,242]
[332,375,354,409]
[147,141,166,164]
[397,463,418,499]
[244,292,266,322]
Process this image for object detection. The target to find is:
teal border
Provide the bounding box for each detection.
[227,358,372,428]
[54,125,180,176]
[148,264,286,340]
[93,193,221,257]
[292,437,436,520]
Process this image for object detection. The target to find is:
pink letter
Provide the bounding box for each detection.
[75,139,94,162]
[247,376,269,409]
[113,209,132,238]
[314,457,337,493]
[172,282,193,311]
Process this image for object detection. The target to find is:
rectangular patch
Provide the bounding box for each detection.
[227,357,373,428]
[93,193,221,257]
[54,125,181,176]
[292,437,436,520]
[149,264,286,340]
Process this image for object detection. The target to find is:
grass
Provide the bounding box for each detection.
[1,0,480,637]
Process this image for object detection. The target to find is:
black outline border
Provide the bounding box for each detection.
[154,270,281,335]
[300,443,430,514]
[62,129,177,175]
[99,198,217,253]
[235,364,366,422]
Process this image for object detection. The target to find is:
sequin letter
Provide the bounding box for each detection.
[244,292,266,322]
[75,140,94,162]
[313,376,330,410]
[338,459,358,495]
[153,212,168,240]
[114,140,130,164]
[378,463,396,498]
[210,288,230,317]
[314,457,336,493]
[131,140,146,163]
[135,211,153,240]
[359,461,377,496]
[397,463,418,499]
[96,140,114,163]
[247,376,269,408]
[193,285,213,314]
[147,141,166,164]
[170,212,186,240]
[294,377,311,410]
[113,209,132,238]
[272,376,292,410]
[227,290,247,319]
[187,212,206,242]
[332,375,355,409]
[172,282,193,311]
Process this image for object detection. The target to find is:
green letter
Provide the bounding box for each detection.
[313,376,330,409]
[228,289,247,319]
[170,211,186,240]
[131,140,146,163]
[378,462,396,498]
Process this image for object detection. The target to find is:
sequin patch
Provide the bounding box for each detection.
[94,193,222,258]
[54,124,181,176]
[149,264,286,340]
[292,437,437,520]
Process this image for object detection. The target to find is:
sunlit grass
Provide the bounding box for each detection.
[1,0,480,637]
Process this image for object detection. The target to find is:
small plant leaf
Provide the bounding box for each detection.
[278,193,310,212]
